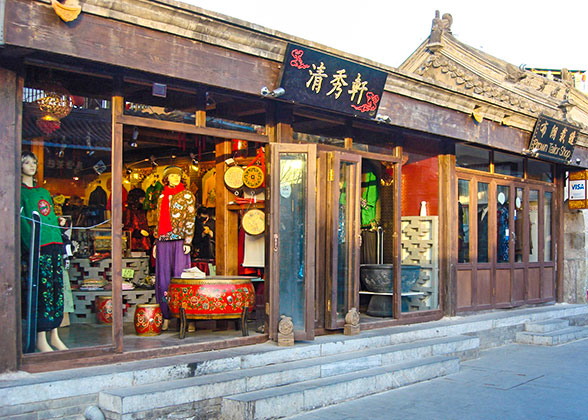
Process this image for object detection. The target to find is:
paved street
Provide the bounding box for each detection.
[288,338,588,420]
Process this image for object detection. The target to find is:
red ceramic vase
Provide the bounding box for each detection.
[134,303,163,336]
[95,295,113,324]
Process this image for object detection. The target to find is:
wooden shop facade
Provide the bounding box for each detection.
[1,1,588,373]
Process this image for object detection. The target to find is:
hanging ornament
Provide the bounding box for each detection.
[51,0,82,23]
[35,83,73,136]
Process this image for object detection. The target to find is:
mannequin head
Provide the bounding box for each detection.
[22,152,38,186]
[162,166,183,187]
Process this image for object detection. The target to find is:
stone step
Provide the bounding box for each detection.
[524,318,570,333]
[98,336,476,418]
[516,326,588,346]
[220,356,460,420]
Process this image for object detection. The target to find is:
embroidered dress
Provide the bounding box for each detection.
[21,185,64,331]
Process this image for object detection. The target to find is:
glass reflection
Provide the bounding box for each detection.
[544,192,553,262]
[515,188,524,262]
[529,190,539,262]
[477,182,489,263]
[279,153,307,330]
[496,186,509,263]
[458,179,470,263]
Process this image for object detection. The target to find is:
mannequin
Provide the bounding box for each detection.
[20,152,68,352]
[153,166,196,331]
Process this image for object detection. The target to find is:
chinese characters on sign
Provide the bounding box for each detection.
[279,44,387,118]
[528,115,578,164]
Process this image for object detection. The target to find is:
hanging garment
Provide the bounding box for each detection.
[361,171,379,227]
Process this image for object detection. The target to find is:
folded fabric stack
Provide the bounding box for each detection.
[122,281,135,290]
[80,278,108,290]
[180,266,206,279]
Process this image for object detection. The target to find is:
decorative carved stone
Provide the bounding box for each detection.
[427,11,453,52]
[344,308,360,336]
[277,315,294,347]
[505,63,527,83]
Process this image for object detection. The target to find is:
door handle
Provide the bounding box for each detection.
[273,233,279,252]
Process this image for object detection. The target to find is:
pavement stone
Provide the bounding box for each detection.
[285,337,588,420]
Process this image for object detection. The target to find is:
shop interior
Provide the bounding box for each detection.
[19,67,269,353]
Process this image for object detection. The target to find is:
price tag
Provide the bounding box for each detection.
[122,268,135,279]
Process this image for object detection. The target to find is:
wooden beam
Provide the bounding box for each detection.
[4,0,281,97]
[0,67,22,373]
[118,114,268,143]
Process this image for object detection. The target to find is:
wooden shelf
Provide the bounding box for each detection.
[227,202,265,211]
[359,291,425,297]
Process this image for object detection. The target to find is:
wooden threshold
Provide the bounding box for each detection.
[19,334,268,373]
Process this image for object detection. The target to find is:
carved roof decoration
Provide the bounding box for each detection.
[400,10,588,145]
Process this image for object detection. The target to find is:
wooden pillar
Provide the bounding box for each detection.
[266,104,293,143]
[439,149,457,316]
[215,140,239,275]
[393,146,402,318]
[0,67,23,373]
[111,95,124,352]
[195,91,206,128]
[555,165,565,303]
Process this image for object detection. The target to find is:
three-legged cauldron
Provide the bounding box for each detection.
[360,264,421,317]
[168,276,256,339]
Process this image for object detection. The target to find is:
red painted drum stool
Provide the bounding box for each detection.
[134,303,163,336]
[168,277,256,339]
[95,295,113,324]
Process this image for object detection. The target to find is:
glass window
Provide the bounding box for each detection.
[515,188,524,262]
[528,159,553,183]
[458,179,470,263]
[21,73,113,353]
[279,153,307,330]
[456,144,490,172]
[494,151,523,178]
[477,182,489,263]
[529,190,539,262]
[544,192,553,262]
[496,186,510,263]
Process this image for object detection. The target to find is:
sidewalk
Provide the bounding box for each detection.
[287,338,588,420]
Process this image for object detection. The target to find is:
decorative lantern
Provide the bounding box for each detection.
[35,83,73,136]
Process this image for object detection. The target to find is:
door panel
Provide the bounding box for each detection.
[542,267,555,300]
[457,270,472,309]
[476,269,492,306]
[528,267,541,300]
[269,144,316,341]
[513,269,525,303]
[325,152,361,329]
[495,269,511,305]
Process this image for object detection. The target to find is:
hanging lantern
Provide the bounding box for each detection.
[35,83,73,136]
[36,114,62,136]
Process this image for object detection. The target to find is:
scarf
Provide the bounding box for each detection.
[158,183,185,236]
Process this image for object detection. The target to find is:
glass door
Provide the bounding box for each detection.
[268,144,316,341]
[325,152,361,329]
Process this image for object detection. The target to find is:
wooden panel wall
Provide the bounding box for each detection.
[0,67,22,372]
[4,0,280,96]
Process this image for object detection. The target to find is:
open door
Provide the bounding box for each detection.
[268,143,316,341]
[324,151,361,329]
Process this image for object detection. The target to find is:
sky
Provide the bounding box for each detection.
[179,1,587,71]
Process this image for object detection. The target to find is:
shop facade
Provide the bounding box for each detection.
[1,1,588,374]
